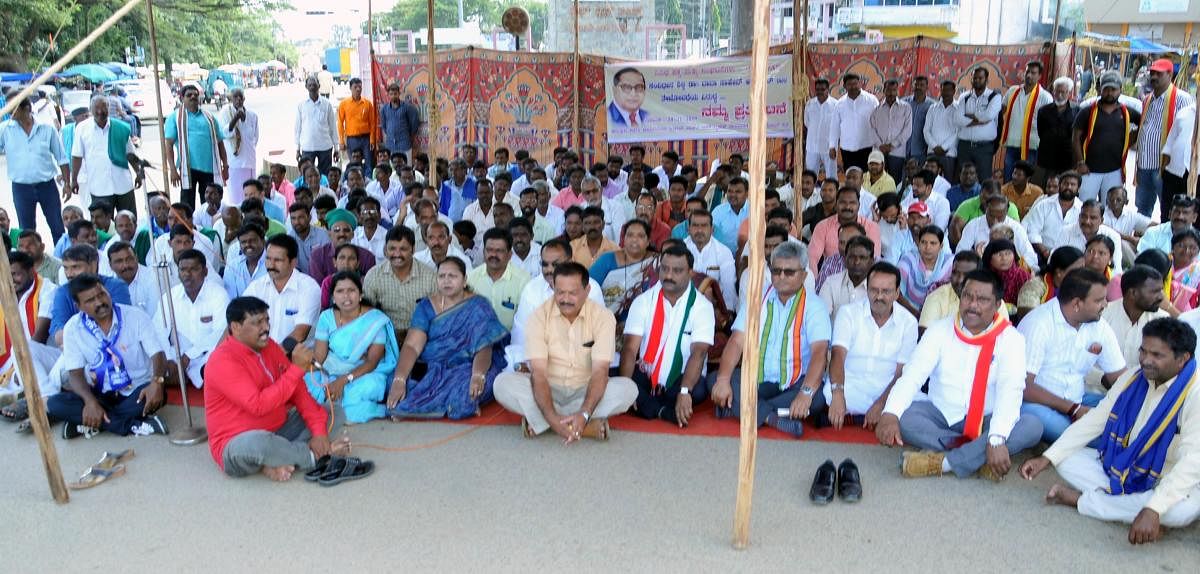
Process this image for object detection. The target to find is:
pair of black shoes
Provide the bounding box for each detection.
[809,458,861,504]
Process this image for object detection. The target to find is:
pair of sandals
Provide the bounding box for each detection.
[69,449,135,490]
[303,454,375,487]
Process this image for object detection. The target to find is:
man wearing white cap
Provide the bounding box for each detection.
[1135,58,1194,220]
[1072,72,1141,205]
[864,150,897,196]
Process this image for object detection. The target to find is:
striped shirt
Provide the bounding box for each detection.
[1136,87,1195,169]
[363,261,437,332]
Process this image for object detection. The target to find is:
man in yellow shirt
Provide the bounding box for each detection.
[864,150,897,196]
[337,78,377,172]
[1021,317,1200,544]
[466,228,530,329]
[493,262,636,441]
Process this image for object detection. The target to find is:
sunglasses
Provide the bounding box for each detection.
[770,267,803,278]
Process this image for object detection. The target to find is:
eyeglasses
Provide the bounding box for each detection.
[616,83,646,94]
[770,267,803,277]
[360,209,379,215]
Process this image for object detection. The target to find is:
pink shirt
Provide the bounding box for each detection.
[272,179,296,207]
[807,214,882,272]
[552,187,587,210]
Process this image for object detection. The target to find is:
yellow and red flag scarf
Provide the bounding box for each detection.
[1000,85,1042,160]
[1142,84,1179,148]
[1082,103,1131,176]
[0,275,44,376]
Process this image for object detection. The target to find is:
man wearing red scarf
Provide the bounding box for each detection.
[876,270,1043,479]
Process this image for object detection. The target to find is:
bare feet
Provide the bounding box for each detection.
[331,435,352,456]
[1045,483,1082,508]
[261,465,295,482]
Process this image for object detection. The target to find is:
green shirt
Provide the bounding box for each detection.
[954,196,1019,223]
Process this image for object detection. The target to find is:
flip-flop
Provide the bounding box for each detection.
[317,457,374,487]
[1,399,28,422]
[94,449,136,470]
[14,420,32,434]
[303,455,336,482]
[68,464,127,490]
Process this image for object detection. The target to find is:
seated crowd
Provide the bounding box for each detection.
[2,65,1199,544]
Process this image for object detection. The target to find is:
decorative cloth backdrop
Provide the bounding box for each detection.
[373,38,1071,173]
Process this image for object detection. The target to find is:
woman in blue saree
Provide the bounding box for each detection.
[385,257,508,419]
[305,271,399,423]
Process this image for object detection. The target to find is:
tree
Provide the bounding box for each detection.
[379,0,548,49]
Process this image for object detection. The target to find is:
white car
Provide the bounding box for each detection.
[59,89,93,118]
[108,79,176,122]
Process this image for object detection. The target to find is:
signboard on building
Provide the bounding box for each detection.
[836,7,863,25]
[1139,0,1190,13]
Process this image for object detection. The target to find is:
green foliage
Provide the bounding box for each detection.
[0,0,298,71]
[380,0,548,49]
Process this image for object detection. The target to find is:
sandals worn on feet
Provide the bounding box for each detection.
[68,464,127,490]
[317,456,375,487]
[1,398,28,422]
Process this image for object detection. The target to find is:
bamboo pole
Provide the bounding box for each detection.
[0,0,151,507]
[732,0,773,550]
[1050,0,1063,78]
[791,0,808,230]
[1188,43,1200,198]
[426,0,440,188]
[572,0,582,154]
[144,0,172,198]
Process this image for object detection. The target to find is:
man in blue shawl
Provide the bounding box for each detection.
[1021,317,1200,544]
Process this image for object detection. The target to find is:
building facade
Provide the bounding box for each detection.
[1085,0,1200,45]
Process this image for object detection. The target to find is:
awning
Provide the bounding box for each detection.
[1079,32,1180,54]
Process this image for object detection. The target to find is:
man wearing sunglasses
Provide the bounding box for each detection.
[505,239,605,373]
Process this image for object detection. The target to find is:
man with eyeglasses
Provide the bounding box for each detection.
[709,241,831,438]
[506,239,605,373]
[351,196,387,261]
[1137,195,1197,254]
[608,67,649,127]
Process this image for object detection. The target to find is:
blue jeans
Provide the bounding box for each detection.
[12,180,65,243]
[1135,168,1163,218]
[45,383,153,436]
[344,135,372,173]
[1021,392,1104,444]
[1003,147,1038,181]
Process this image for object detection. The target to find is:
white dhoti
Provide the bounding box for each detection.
[1056,448,1200,528]
[2,341,66,398]
[493,372,636,434]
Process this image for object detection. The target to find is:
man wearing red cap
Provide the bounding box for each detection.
[1135,58,1194,220]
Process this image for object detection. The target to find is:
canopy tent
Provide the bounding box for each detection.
[60,63,118,83]
[1079,32,1180,54]
[264,59,287,69]
[100,62,137,79]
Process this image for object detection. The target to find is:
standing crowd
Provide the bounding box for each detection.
[0,61,1198,543]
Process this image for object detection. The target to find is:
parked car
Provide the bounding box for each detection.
[59,89,93,120]
[105,78,176,122]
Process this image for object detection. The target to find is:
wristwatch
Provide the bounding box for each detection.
[581,411,591,423]
[679,387,690,396]
[800,386,817,397]
[346,373,356,383]
[988,434,1006,447]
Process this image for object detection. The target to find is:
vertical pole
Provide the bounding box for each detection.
[732,0,772,550]
[426,0,440,189]
[144,0,172,198]
[792,0,808,229]
[1188,43,1200,198]
[573,0,582,153]
[1050,0,1063,78]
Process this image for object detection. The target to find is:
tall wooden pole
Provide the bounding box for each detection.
[792,0,809,230]
[1187,43,1200,198]
[732,0,772,550]
[145,0,172,197]
[426,0,440,188]
[0,0,153,508]
[1050,0,1063,78]
[572,0,582,153]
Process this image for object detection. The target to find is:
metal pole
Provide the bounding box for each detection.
[146,0,206,446]
[733,0,772,550]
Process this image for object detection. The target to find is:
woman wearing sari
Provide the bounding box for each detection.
[984,240,1031,316]
[1084,235,1116,279]
[589,219,657,322]
[305,271,400,423]
[1016,246,1084,318]
[896,225,952,315]
[1169,229,1200,312]
[385,257,508,419]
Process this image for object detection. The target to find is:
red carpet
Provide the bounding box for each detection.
[167,385,877,445]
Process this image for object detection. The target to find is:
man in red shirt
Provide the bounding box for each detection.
[204,296,348,481]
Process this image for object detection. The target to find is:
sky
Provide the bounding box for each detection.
[274,0,401,43]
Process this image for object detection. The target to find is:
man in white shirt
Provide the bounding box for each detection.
[901,169,952,230]
[581,176,630,243]
[1059,199,1125,271]
[106,241,161,319]
[619,245,715,426]
[1138,195,1196,255]
[462,178,496,246]
[509,218,542,279]
[1101,264,1168,368]
[957,195,1040,271]
[1103,186,1150,260]
[1018,268,1126,443]
[243,235,321,350]
[955,67,1004,185]
[870,79,913,182]
[876,270,1042,479]
[414,220,471,270]
[818,235,873,319]
[70,95,143,213]
[828,72,879,172]
[1024,170,1083,261]
[1161,103,1195,213]
[155,249,228,388]
[821,262,918,429]
[805,78,838,178]
[684,209,737,310]
[924,79,961,183]
[295,76,339,176]
[999,61,1054,181]
[219,89,258,205]
[650,150,682,191]
[505,239,605,371]
[1020,317,1200,541]
[351,196,387,260]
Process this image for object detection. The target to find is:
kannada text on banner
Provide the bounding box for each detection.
[604,56,794,144]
